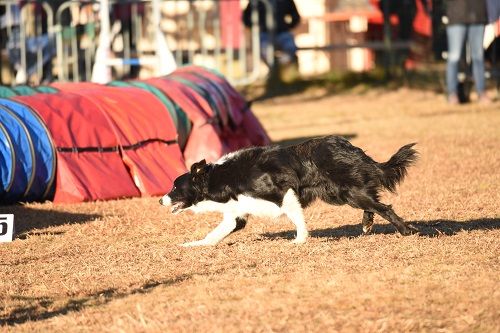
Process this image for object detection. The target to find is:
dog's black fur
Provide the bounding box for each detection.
[163,135,418,240]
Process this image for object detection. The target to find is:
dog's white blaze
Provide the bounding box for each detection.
[181,189,308,246]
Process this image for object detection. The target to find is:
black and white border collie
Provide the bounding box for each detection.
[160,136,418,246]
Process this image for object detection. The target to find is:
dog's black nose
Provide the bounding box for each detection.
[159,198,163,205]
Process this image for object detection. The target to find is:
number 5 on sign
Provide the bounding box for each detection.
[0,214,14,242]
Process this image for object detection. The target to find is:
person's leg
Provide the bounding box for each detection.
[274,31,300,82]
[396,3,416,68]
[446,24,467,101]
[275,31,298,64]
[467,24,488,100]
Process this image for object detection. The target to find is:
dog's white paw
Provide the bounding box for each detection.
[291,231,308,244]
[291,237,307,244]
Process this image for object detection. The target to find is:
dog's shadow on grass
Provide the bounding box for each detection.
[262,218,500,241]
[3,205,102,239]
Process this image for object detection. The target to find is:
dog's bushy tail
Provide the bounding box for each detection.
[379,143,418,192]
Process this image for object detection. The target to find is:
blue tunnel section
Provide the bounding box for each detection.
[0,99,56,203]
[0,122,15,197]
[0,106,34,203]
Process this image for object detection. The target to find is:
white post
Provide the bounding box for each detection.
[153,0,176,76]
[91,0,112,83]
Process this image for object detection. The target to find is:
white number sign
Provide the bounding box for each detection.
[0,214,14,243]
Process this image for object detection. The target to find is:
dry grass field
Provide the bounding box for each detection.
[1,86,499,332]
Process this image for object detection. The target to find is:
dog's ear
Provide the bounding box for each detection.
[190,159,209,196]
[190,159,207,176]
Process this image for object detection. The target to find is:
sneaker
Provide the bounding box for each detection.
[448,94,459,105]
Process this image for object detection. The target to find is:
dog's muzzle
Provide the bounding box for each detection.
[159,195,185,214]
[159,195,171,206]
[170,203,184,214]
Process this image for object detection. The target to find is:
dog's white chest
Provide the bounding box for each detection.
[190,195,282,218]
[234,195,282,217]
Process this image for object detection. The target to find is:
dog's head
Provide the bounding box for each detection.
[159,159,210,214]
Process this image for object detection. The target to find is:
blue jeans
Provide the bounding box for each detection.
[260,31,298,66]
[446,24,486,95]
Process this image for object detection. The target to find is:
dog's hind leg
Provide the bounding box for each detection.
[362,211,374,234]
[370,203,417,235]
[181,213,237,247]
[351,193,417,236]
[282,189,308,244]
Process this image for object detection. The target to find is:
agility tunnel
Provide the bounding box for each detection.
[0,66,270,204]
[0,99,56,204]
[107,80,191,151]
[146,66,270,167]
[0,85,58,98]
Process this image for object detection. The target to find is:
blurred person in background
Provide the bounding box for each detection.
[243,0,301,67]
[379,0,416,70]
[445,0,490,104]
[379,0,418,42]
[3,1,57,84]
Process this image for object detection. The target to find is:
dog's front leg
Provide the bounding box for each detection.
[282,189,308,244]
[181,213,237,247]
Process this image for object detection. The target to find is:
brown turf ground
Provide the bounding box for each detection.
[1,87,499,332]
